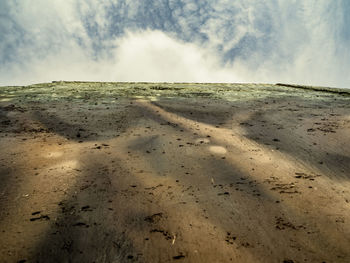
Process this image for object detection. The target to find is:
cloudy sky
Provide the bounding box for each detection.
[1,0,349,87]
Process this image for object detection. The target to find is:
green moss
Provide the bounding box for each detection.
[0,81,349,105]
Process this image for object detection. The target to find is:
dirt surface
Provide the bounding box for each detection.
[1,82,350,263]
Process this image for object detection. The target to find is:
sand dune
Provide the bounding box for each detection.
[1,82,350,262]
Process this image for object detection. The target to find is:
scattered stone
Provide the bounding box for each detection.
[218,192,230,196]
[173,254,185,260]
[31,211,41,215]
[81,205,91,211]
[30,215,50,221]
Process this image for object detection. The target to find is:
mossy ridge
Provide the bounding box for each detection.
[0,82,349,104]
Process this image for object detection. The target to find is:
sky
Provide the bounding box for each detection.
[0,0,349,88]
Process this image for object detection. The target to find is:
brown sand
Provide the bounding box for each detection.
[0,82,350,262]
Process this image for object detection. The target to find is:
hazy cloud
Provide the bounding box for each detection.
[0,0,349,88]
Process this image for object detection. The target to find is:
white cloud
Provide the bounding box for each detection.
[1,30,240,85]
[111,30,238,82]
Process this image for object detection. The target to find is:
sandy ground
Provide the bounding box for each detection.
[0,82,350,263]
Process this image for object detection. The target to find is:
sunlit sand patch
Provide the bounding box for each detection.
[195,138,210,144]
[48,160,78,171]
[44,151,64,158]
[208,145,227,155]
[60,160,78,169]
